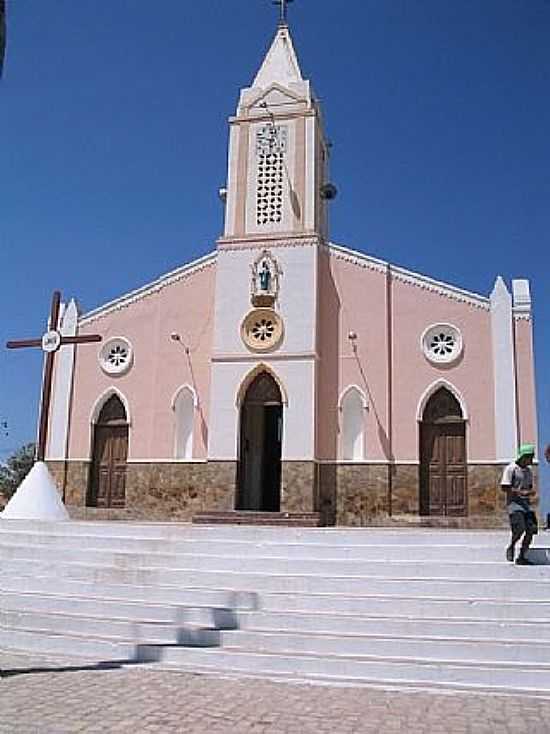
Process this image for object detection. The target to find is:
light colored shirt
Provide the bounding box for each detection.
[501,462,533,515]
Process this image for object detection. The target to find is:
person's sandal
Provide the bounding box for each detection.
[515,555,535,565]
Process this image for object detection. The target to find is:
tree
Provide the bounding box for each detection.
[0,443,36,501]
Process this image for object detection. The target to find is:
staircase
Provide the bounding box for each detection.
[1,519,550,694]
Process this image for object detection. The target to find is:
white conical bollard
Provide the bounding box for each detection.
[1,461,70,521]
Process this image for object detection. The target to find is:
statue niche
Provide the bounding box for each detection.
[250,250,281,307]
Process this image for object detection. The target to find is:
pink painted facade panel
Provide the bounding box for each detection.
[514,317,538,449]
[391,279,495,462]
[317,252,389,461]
[67,263,216,461]
[317,251,498,463]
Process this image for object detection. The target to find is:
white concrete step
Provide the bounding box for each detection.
[152,647,550,694]
[216,629,550,665]
[2,531,540,563]
[3,559,550,598]
[3,520,550,692]
[0,519,517,543]
[5,584,550,624]
[0,626,136,661]
[0,609,227,647]
[1,573,260,609]
[237,610,550,641]
[5,602,549,649]
[3,542,549,575]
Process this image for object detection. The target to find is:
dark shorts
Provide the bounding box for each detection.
[510,510,538,537]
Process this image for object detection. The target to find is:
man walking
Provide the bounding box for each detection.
[501,444,537,565]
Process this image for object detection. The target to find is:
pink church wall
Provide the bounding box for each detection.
[316,251,389,461]
[317,249,497,463]
[68,263,216,461]
[391,279,495,462]
[514,317,538,449]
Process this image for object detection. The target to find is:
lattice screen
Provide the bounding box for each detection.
[255,125,287,226]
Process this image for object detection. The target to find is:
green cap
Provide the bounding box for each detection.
[517,443,535,460]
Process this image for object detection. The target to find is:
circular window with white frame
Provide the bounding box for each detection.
[421,323,463,365]
[241,308,284,353]
[99,337,134,376]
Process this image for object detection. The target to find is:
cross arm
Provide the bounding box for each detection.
[60,335,102,346]
[6,339,43,349]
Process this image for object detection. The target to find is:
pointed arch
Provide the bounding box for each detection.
[339,385,367,461]
[170,384,199,410]
[90,387,131,426]
[172,385,196,460]
[416,379,468,422]
[338,384,368,410]
[235,363,289,407]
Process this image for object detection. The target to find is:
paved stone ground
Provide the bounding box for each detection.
[2,651,550,733]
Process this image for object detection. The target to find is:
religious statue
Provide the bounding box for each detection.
[259,261,272,291]
[250,249,281,307]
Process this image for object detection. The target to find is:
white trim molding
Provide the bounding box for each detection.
[46,299,79,460]
[490,276,518,461]
[235,362,289,407]
[338,384,369,410]
[90,387,132,426]
[80,252,217,326]
[416,379,469,422]
[170,384,199,410]
[328,242,490,310]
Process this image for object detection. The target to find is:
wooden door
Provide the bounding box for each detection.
[237,372,282,511]
[89,395,128,508]
[420,388,467,516]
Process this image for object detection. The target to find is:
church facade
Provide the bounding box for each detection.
[45,24,538,526]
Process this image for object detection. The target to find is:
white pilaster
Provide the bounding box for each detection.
[490,277,518,461]
[223,124,240,237]
[46,299,78,460]
[512,279,531,315]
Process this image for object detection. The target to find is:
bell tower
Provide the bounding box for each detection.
[220,22,333,245]
[209,16,335,475]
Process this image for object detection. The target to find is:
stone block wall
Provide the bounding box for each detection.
[46,459,532,527]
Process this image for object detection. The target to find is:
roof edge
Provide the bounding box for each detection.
[79,251,217,326]
[328,242,490,310]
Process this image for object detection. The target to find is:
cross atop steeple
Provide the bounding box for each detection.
[272,0,294,27]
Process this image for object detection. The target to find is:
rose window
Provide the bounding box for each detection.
[99,338,134,375]
[421,324,463,365]
[252,317,275,343]
[241,309,284,353]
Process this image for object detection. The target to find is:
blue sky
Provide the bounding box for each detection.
[1,1,548,508]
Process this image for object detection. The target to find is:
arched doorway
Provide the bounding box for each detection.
[419,387,467,516]
[88,394,129,508]
[237,372,283,511]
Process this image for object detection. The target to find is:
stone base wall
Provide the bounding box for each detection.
[46,460,532,527]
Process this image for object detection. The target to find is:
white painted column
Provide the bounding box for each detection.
[46,299,78,460]
[490,277,518,461]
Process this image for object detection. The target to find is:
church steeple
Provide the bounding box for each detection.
[252,23,303,89]
[219,21,333,245]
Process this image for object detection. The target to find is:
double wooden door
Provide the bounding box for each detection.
[420,422,467,516]
[89,424,128,508]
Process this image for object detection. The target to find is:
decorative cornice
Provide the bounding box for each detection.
[327,242,490,310]
[513,310,532,322]
[79,252,217,325]
[212,351,318,363]
[218,233,320,251]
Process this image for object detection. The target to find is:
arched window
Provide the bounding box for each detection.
[341,388,365,461]
[173,387,195,460]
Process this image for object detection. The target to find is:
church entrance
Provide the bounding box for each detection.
[88,395,129,508]
[237,372,283,512]
[419,387,467,516]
